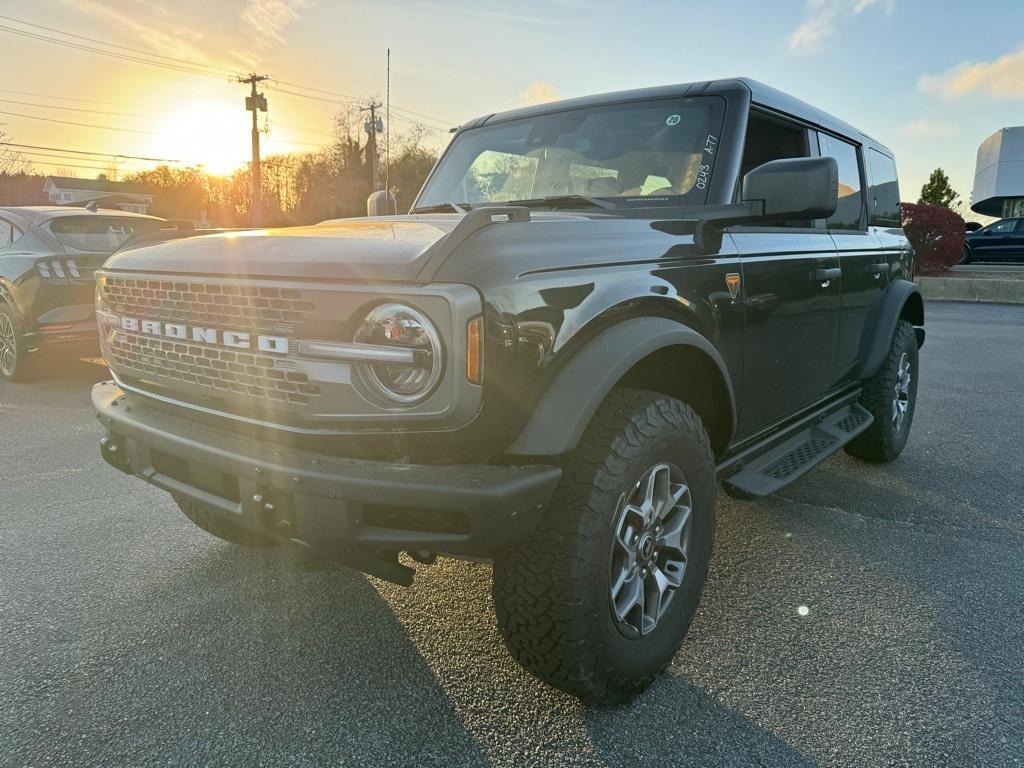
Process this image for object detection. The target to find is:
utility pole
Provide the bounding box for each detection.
[362,102,383,191]
[238,74,269,227]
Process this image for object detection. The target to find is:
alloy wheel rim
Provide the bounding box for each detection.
[892,352,911,431]
[0,313,17,376]
[609,462,692,639]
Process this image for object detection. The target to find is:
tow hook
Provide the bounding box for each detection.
[99,434,132,474]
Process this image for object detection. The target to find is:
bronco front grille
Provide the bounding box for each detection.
[107,331,322,406]
[100,277,317,333]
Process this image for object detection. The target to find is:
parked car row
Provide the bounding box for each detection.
[962,216,1024,264]
[0,207,200,380]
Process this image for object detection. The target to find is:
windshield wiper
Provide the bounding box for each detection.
[504,194,617,211]
[411,201,472,214]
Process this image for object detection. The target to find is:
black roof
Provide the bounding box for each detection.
[473,77,892,157]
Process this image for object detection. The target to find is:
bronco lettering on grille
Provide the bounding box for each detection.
[113,315,289,354]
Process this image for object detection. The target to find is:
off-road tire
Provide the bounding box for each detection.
[845,319,918,463]
[492,387,716,703]
[0,304,37,382]
[173,494,278,548]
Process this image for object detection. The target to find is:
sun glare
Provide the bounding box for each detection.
[150,102,252,175]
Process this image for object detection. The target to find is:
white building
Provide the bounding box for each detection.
[971,127,1024,218]
[42,176,156,214]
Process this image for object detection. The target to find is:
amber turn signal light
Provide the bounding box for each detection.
[467,316,483,384]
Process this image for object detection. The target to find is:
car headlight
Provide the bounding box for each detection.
[353,303,443,403]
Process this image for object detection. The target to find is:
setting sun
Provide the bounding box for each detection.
[147,101,252,175]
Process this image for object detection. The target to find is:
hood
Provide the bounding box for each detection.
[102,216,462,282]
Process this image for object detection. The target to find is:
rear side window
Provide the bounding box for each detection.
[818,133,864,231]
[867,149,901,227]
[0,218,11,246]
[49,216,163,253]
[984,219,1017,234]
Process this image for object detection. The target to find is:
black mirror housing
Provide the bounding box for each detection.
[742,156,839,222]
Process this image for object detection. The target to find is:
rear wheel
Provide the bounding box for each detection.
[845,320,918,463]
[173,495,278,548]
[0,305,36,382]
[493,388,716,703]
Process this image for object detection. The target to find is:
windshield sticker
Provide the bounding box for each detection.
[665,114,681,126]
[696,134,720,190]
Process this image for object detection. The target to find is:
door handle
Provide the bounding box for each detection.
[866,262,889,275]
[814,268,842,281]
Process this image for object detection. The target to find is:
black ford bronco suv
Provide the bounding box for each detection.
[92,78,923,703]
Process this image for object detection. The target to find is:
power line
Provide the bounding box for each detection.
[0,14,457,135]
[17,149,153,165]
[0,97,164,120]
[0,87,153,108]
[266,85,453,132]
[0,142,180,163]
[0,13,238,77]
[0,108,168,136]
[274,78,455,127]
[0,23,230,80]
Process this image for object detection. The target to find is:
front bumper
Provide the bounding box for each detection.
[92,382,561,580]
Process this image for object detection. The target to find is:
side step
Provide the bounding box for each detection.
[721,403,873,498]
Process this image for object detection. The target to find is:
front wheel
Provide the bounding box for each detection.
[845,320,919,463]
[492,388,716,703]
[959,246,972,265]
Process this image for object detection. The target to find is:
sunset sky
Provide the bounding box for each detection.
[2,0,1023,210]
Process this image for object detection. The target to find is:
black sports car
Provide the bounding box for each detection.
[962,217,1024,264]
[0,206,169,380]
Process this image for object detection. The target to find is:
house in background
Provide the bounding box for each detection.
[42,176,156,214]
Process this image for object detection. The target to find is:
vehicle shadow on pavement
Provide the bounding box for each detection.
[14,541,491,768]
[584,672,817,767]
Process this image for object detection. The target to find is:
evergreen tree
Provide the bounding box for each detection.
[918,168,960,210]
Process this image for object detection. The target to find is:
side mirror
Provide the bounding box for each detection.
[367,190,397,217]
[742,156,838,222]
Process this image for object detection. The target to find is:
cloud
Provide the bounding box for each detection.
[898,119,959,139]
[521,81,560,106]
[241,0,310,48]
[62,0,217,64]
[919,48,1024,101]
[788,0,894,55]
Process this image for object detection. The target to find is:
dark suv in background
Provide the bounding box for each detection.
[962,217,1024,263]
[91,78,923,702]
[0,206,168,380]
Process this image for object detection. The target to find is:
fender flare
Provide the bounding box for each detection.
[507,317,736,457]
[859,278,925,379]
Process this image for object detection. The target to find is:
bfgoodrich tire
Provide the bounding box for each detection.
[493,387,716,703]
[173,495,278,548]
[845,319,919,463]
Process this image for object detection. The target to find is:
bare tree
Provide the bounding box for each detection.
[0,128,31,175]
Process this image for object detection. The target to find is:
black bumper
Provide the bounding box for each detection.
[92,382,561,573]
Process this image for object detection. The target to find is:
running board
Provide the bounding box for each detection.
[721,404,873,497]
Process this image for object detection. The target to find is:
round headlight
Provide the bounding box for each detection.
[354,303,443,403]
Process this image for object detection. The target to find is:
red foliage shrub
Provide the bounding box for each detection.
[900,202,965,274]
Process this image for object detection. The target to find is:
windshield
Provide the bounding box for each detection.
[49,216,165,253]
[416,96,725,211]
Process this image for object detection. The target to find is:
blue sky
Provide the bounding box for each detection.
[3,0,1023,216]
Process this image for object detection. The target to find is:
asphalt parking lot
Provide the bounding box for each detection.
[1,301,1022,768]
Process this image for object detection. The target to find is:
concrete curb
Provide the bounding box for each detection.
[915,275,1024,304]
